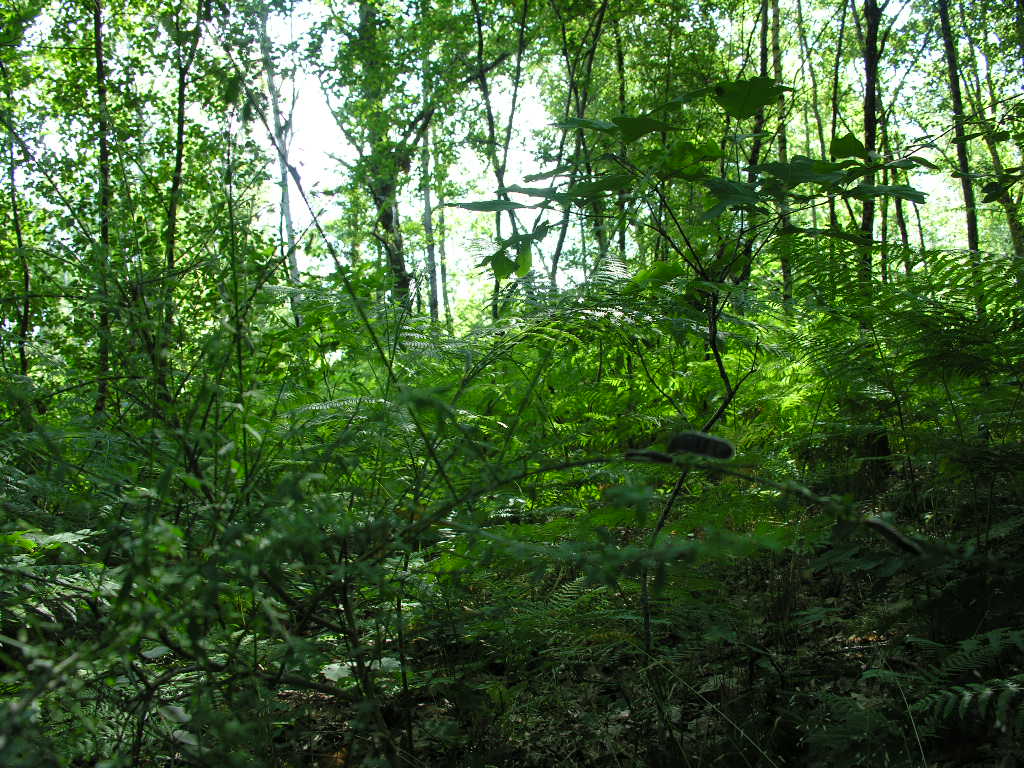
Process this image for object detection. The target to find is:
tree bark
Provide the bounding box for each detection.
[158,0,204,401]
[358,0,412,309]
[1,60,33,429]
[771,0,793,312]
[259,7,302,326]
[420,127,439,323]
[828,0,849,230]
[860,0,881,261]
[436,191,453,334]
[93,0,112,415]
[958,2,1024,272]
[937,0,984,314]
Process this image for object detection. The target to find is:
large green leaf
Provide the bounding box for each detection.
[701,178,762,219]
[564,173,634,200]
[490,250,518,279]
[848,184,927,204]
[829,132,869,160]
[751,156,848,187]
[515,245,532,277]
[627,261,687,292]
[499,184,567,203]
[523,164,575,182]
[554,117,617,132]
[456,199,530,212]
[781,224,870,245]
[664,86,716,107]
[611,114,673,143]
[713,76,787,119]
[497,221,552,251]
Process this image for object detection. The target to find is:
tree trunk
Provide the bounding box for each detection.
[736,0,769,286]
[93,0,112,415]
[420,126,439,323]
[358,0,411,309]
[436,192,453,334]
[614,18,627,263]
[259,8,301,326]
[159,1,203,401]
[937,0,984,315]
[828,0,849,230]
[771,0,793,313]
[958,3,1024,274]
[1,61,33,429]
[860,0,881,263]
[796,0,828,231]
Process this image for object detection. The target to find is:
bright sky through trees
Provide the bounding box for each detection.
[3,0,1024,763]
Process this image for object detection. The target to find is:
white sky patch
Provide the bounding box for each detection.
[260,6,557,305]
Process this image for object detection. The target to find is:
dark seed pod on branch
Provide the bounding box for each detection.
[667,431,735,460]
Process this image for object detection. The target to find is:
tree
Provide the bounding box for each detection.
[937,0,983,315]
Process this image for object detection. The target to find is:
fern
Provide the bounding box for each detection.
[916,675,1024,735]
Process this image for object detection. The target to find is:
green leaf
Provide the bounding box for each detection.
[781,225,870,246]
[830,132,869,160]
[951,131,985,144]
[628,261,687,291]
[171,730,199,747]
[0,531,38,553]
[498,184,565,202]
[523,164,574,182]
[554,117,617,132]
[751,155,847,187]
[491,250,518,280]
[515,245,532,277]
[564,173,633,200]
[713,76,787,119]
[498,226,549,251]
[611,114,673,143]
[981,180,1006,203]
[158,705,191,723]
[848,184,927,204]
[456,199,529,212]
[0,0,44,47]
[701,178,762,219]
[222,73,244,107]
[664,86,716,107]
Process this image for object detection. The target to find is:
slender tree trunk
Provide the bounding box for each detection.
[771,0,793,312]
[829,0,848,230]
[796,0,828,230]
[472,0,534,317]
[614,17,627,263]
[860,0,881,261]
[736,0,769,285]
[937,0,984,314]
[160,0,204,401]
[436,195,453,334]
[796,0,828,157]
[259,8,301,326]
[93,0,112,415]
[548,0,609,280]
[417,0,439,322]
[959,5,1024,273]
[358,0,411,309]
[883,120,912,268]
[1,61,33,429]
[420,127,439,323]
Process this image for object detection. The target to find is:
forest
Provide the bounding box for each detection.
[2,0,1023,764]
